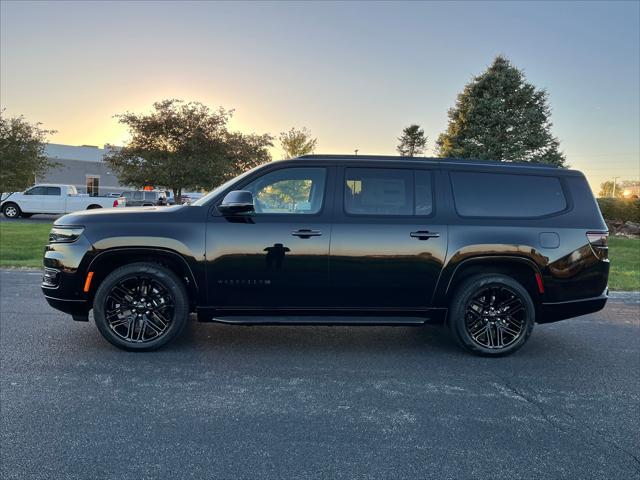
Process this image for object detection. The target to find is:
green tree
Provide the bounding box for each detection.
[396,124,427,156]
[436,56,566,167]
[105,100,273,201]
[0,110,56,192]
[279,127,317,159]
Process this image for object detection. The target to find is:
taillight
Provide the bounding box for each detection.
[113,199,119,207]
[586,231,609,260]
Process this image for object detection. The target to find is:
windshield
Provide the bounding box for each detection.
[192,164,267,206]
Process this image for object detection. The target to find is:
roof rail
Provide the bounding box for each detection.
[296,154,561,169]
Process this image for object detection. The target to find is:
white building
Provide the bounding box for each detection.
[38,143,127,196]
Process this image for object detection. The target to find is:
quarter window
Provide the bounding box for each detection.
[344,168,433,216]
[243,167,326,215]
[450,171,567,218]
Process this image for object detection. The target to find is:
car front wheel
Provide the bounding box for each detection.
[2,203,21,218]
[448,274,535,356]
[93,262,189,351]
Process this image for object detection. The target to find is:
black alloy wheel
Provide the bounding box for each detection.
[93,263,189,351]
[448,274,535,356]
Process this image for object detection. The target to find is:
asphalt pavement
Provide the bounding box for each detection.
[1,269,639,480]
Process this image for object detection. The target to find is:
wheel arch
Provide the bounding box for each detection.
[85,247,200,309]
[86,204,103,210]
[435,255,544,308]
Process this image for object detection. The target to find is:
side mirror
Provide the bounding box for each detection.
[218,190,254,215]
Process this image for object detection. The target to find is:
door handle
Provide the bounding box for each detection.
[291,229,322,238]
[410,231,440,240]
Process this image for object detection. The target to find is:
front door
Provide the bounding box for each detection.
[19,186,48,213]
[329,166,448,310]
[206,166,334,310]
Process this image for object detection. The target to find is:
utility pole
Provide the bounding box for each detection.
[612,176,620,198]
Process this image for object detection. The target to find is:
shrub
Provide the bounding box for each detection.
[597,198,640,223]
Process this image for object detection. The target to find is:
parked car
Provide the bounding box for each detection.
[42,155,609,355]
[121,190,167,207]
[1,184,125,218]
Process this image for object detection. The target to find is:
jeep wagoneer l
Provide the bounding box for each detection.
[42,155,609,355]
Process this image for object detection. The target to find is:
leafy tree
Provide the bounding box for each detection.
[0,110,57,192]
[396,124,427,157]
[436,56,566,167]
[279,127,317,159]
[105,100,273,201]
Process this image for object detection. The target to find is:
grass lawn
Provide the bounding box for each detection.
[608,237,640,291]
[0,223,51,268]
[1,222,639,290]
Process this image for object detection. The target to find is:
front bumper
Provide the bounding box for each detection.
[537,289,608,323]
[41,234,93,320]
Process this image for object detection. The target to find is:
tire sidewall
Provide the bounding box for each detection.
[449,274,535,356]
[93,263,189,351]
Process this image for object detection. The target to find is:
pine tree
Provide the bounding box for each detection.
[396,124,427,157]
[436,56,566,167]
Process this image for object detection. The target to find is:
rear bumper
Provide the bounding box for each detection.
[537,289,608,324]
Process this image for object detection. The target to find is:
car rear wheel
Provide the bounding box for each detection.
[2,203,21,218]
[448,274,534,356]
[93,262,189,351]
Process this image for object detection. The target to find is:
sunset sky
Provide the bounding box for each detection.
[1,1,638,192]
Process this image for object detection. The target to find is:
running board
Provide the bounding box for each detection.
[196,307,446,325]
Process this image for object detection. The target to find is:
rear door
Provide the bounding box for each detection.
[42,186,64,213]
[328,165,448,309]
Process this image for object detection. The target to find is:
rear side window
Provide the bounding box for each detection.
[344,168,433,216]
[46,187,61,195]
[450,171,567,218]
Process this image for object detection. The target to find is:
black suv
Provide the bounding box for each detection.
[42,155,609,355]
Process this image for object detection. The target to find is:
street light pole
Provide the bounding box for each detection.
[612,176,620,198]
[354,149,359,156]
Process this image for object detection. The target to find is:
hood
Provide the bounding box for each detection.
[54,205,191,226]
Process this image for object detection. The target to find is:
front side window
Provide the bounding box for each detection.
[26,186,46,195]
[243,167,326,215]
[450,171,567,218]
[345,168,433,216]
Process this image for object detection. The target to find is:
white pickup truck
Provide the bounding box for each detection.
[1,184,126,218]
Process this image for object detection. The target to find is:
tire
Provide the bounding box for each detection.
[448,274,535,356]
[2,203,21,219]
[93,262,190,351]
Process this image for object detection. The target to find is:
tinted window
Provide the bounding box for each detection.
[415,171,433,216]
[345,168,433,216]
[450,171,567,218]
[26,186,46,195]
[46,187,61,195]
[243,167,326,215]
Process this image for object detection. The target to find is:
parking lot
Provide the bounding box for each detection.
[1,269,639,479]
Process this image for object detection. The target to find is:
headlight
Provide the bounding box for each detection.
[49,227,84,243]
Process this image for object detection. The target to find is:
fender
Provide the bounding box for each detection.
[432,253,544,307]
[85,246,203,303]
